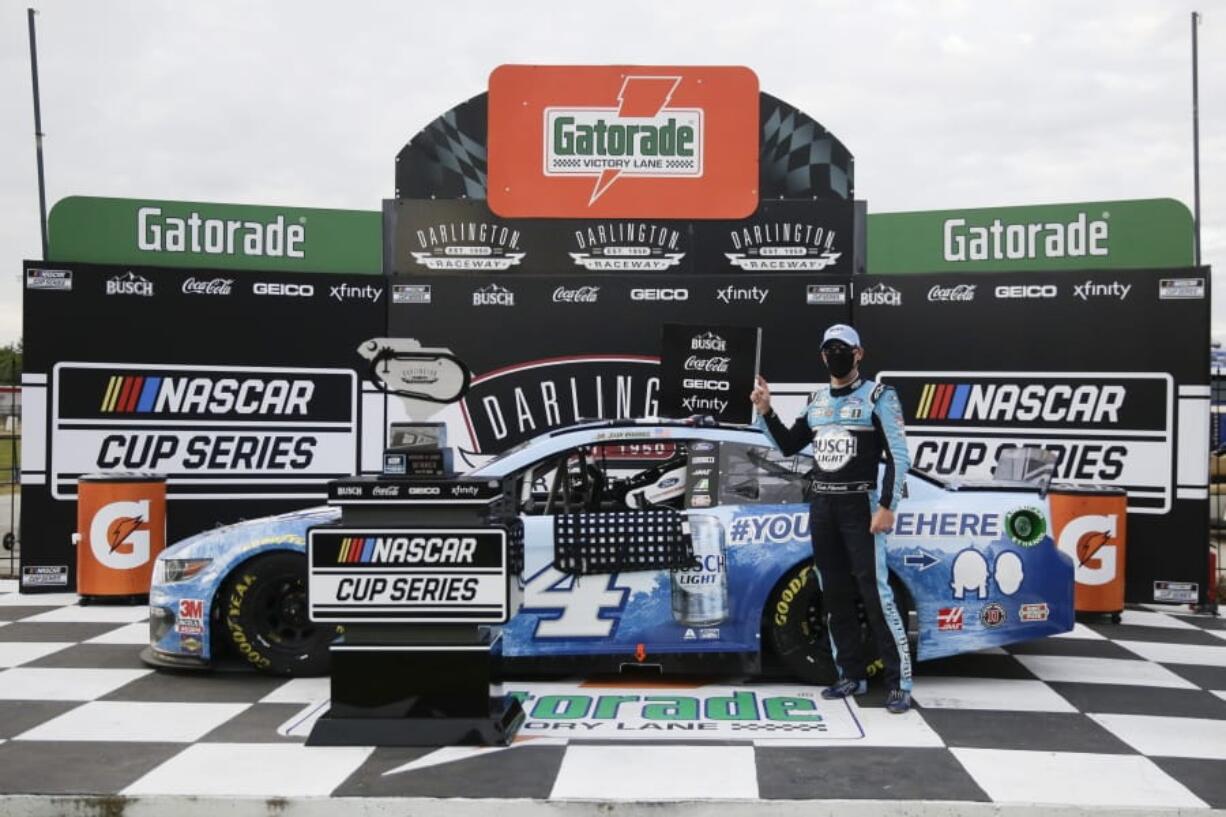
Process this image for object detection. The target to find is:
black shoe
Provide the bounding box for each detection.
[821,678,867,700]
[886,689,912,714]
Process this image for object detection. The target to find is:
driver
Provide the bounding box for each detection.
[749,323,914,714]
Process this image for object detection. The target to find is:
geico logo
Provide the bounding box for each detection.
[894,512,1000,538]
[253,282,314,297]
[101,376,316,415]
[994,284,1057,299]
[89,500,151,570]
[962,383,1124,423]
[137,206,305,258]
[372,536,478,564]
[631,288,688,301]
[682,379,729,391]
[407,486,441,495]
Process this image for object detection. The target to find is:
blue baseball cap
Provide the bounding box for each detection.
[822,324,861,349]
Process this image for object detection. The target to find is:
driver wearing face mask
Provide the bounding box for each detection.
[749,323,914,714]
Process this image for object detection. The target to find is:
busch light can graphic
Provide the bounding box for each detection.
[671,514,729,626]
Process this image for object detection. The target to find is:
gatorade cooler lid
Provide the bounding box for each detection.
[78,472,168,484]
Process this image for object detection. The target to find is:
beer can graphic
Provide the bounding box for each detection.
[671,514,729,626]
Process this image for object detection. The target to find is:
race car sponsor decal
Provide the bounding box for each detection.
[880,371,1174,513]
[176,598,205,635]
[812,426,856,472]
[980,603,1007,628]
[307,528,509,624]
[50,362,358,500]
[1019,602,1050,622]
[937,607,964,631]
[1005,507,1047,546]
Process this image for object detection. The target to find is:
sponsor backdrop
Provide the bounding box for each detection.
[852,269,1210,604]
[21,262,385,589]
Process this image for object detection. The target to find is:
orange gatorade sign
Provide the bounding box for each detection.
[488,65,759,219]
[1048,491,1127,613]
[77,474,167,596]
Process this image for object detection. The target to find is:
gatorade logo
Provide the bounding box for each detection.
[89,500,151,570]
[1057,513,1119,587]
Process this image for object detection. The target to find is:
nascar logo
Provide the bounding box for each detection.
[336,535,479,565]
[913,382,1124,423]
[98,374,314,415]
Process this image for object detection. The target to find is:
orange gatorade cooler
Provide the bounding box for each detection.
[76,474,167,600]
[1049,488,1128,616]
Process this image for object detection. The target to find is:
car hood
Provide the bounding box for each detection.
[159,505,342,561]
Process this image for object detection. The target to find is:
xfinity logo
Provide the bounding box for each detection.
[553,286,600,303]
[254,282,314,298]
[994,284,1057,300]
[1074,280,1130,301]
[473,284,515,306]
[106,272,154,297]
[331,284,383,303]
[631,288,688,302]
[927,284,976,303]
[182,277,234,296]
[859,283,902,307]
[716,285,768,305]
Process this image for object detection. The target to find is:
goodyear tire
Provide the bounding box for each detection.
[220,552,337,676]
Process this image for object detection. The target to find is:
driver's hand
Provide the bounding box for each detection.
[870,506,895,535]
[750,374,772,415]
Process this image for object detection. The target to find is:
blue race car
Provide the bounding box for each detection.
[143,419,1075,679]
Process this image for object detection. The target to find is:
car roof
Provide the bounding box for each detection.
[469,418,770,477]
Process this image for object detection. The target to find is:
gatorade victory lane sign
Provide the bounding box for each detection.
[488,65,760,219]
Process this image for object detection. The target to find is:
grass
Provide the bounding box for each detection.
[0,436,15,484]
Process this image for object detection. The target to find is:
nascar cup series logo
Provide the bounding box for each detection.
[50,363,358,500]
[812,425,856,472]
[545,75,702,205]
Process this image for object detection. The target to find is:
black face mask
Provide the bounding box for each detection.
[823,346,857,379]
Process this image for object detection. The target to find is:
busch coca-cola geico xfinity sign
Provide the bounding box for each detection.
[488,65,759,219]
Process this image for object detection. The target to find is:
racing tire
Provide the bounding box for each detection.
[219,552,337,676]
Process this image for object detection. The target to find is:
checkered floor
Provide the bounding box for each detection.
[1,581,1225,809]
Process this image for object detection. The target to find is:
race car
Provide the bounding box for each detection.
[143,419,1075,680]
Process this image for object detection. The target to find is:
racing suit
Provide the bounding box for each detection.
[754,377,913,692]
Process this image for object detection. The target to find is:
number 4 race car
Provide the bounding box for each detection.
[143,420,1076,681]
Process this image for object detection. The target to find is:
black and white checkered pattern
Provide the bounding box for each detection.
[0,579,1223,808]
[553,510,691,575]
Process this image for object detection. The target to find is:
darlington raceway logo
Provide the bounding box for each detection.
[881,371,1174,514]
[545,75,702,205]
[410,222,526,271]
[568,223,685,271]
[50,363,357,501]
[724,223,841,271]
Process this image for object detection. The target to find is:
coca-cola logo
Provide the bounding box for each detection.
[553,286,600,303]
[927,284,976,302]
[684,356,731,373]
[182,277,235,296]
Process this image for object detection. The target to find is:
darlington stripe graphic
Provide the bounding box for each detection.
[916,383,972,420]
[337,537,376,564]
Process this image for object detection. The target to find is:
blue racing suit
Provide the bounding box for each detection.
[754,377,913,691]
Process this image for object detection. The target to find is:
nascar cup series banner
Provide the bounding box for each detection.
[853,268,1210,603]
[21,261,387,590]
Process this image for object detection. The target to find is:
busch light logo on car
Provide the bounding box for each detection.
[672,514,728,626]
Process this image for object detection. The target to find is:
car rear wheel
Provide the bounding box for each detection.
[220,552,337,676]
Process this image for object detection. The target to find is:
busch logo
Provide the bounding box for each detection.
[545,75,702,204]
[858,283,901,307]
[553,286,600,303]
[181,277,234,296]
[106,272,153,297]
[691,332,727,352]
[812,426,856,472]
[685,356,731,373]
[927,284,976,302]
[473,284,515,306]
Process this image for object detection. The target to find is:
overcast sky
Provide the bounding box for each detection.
[1,0,1223,346]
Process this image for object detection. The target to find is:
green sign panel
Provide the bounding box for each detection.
[47,196,382,274]
[867,198,1193,274]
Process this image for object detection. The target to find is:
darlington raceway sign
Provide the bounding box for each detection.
[487,65,760,219]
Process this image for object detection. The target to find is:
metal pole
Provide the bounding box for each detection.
[1192,11,1202,269]
[28,8,49,261]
